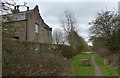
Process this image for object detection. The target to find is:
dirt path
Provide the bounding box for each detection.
[91,55,103,76]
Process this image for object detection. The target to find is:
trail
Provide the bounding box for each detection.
[91,55,103,76]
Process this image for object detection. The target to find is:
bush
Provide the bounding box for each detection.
[57,45,75,59]
[2,38,71,76]
[97,48,110,57]
[109,54,118,68]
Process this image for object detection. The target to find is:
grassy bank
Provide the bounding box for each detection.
[94,54,118,76]
[69,53,94,76]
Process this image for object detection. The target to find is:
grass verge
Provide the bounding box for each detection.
[69,53,94,76]
[94,54,118,76]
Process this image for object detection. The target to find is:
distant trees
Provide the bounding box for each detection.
[67,31,88,53]
[53,29,65,45]
[59,9,89,53]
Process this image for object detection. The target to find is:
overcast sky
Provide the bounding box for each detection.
[17,1,118,45]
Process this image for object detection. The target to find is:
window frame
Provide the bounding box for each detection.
[34,23,39,33]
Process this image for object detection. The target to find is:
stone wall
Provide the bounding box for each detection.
[26,5,52,44]
[3,34,52,55]
[3,21,27,41]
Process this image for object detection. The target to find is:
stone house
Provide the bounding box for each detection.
[2,5,52,44]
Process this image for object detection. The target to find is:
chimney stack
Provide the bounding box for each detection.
[14,6,16,10]
[27,7,29,11]
[12,6,19,13]
[17,5,19,10]
[16,5,20,13]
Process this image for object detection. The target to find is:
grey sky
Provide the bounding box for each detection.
[19,2,118,45]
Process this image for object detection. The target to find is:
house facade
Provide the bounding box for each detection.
[2,5,52,44]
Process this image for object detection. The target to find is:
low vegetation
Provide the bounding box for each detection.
[3,36,71,76]
[51,44,74,59]
[69,53,94,76]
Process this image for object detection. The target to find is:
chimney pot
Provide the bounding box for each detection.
[14,6,16,10]
[27,7,29,11]
[17,5,19,10]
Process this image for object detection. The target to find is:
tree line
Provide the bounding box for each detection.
[53,9,89,55]
[89,10,120,69]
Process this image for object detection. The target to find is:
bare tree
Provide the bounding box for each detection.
[59,9,78,35]
[59,9,79,46]
[0,1,27,15]
[53,29,64,45]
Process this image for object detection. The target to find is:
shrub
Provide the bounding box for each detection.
[97,48,110,57]
[2,38,71,76]
[57,45,75,59]
[109,54,118,68]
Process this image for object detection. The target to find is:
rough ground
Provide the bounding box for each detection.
[91,55,103,76]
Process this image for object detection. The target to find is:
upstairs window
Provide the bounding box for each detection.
[34,23,39,33]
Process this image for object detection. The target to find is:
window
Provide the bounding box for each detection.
[34,23,39,33]
[42,27,44,30]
